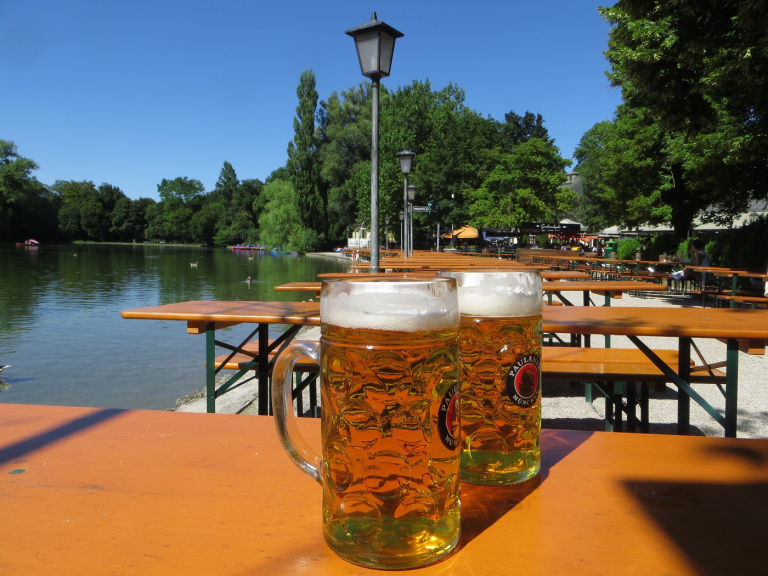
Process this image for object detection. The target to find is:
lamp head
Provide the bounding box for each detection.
[346,13,404,80]
[395,149,415,175]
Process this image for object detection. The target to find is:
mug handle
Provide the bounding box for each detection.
[271,340,322,485]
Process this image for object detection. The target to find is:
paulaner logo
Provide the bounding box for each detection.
[506,354,540,408]
[438,381,460,450]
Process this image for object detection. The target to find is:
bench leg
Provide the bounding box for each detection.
[640,384,650,433]
[626,383,637,433]
[677,338,692,435]
[604,388,614,432]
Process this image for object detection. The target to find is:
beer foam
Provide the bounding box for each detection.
[444,271,542,317]
[321,281,459,332]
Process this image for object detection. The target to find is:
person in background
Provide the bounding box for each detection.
[670,239,711,283]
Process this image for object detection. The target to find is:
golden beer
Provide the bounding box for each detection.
[320,322,460,568]
[441,270,543,485]
[272,278,461,569]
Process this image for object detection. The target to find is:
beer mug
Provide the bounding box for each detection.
[440,269,542,485]
[272,278,461,569]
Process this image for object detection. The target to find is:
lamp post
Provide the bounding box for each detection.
[346,13,403,273]
[384,216,390,251]
[451,192,455,249]
[407,184,417,256]
[395,149,415,258]
[399,211,404,253]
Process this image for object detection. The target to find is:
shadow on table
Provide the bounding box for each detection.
[0,408,125,465]
[625,480,768,574]
[624,441,768,574]
[459,429,592,546]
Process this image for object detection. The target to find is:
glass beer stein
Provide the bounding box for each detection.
[272,277,461,569]
[440,269,543,485]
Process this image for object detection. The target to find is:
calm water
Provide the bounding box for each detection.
[0,243,348,409]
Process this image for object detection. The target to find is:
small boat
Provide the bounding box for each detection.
[232,244,266,251]
[0,365,10,375]
[24,239,39,246]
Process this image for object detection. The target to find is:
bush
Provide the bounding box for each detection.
[288,226,319,254]
[616,237,642,260]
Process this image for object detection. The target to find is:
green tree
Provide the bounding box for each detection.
[379,80,499,248]
[468,138,572,229]
[501,111,551,150]
[469,138,575,228]
[0,140,57,241]
[287,70,323,246]
[210,161,244,245]
[317,83,372,244]
[599,1,768,233]
[258,178,316,252]
[189,199,218,245]
[150,177,204,242]
[111,196,152,242]
[52,180,101,240]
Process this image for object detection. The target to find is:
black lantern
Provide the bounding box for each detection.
[346,13,404,272]
[345,13,404,80]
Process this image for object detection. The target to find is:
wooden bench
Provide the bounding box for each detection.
[213,340,320,417]
[213,341,727,433]
[542,346,726,433]
[714,294,768,309]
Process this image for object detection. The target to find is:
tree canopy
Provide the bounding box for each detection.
[577,1,768,237]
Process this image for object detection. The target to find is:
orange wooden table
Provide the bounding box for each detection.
[1,403,766,575]
[317,270,591,280]
[275,279,660,307]
[542,279,667,306]
[121,301,320,414]
[544,306,768,436]
[122,301,767,436]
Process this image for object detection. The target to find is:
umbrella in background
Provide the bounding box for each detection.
[442,225,478,239]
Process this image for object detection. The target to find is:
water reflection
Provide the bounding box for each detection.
[0,244,348,410]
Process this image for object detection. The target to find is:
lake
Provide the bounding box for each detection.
[0,243,349,410]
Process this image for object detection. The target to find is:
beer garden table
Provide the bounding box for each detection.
[1,403,765,575]
[274,279,666,307]
[121,301,768,436]
[121,300,320,414]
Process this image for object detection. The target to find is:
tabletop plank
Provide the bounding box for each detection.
[1,403,766,575]
[122,300,768,341]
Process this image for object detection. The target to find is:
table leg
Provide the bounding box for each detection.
[258,324,270,415]
[725,338,739,437]
[206,324,217,413]
[677,338,691,435]
[628,335,729,436]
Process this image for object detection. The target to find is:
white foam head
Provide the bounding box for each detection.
[440,270,542,317]
[321,278,459,332]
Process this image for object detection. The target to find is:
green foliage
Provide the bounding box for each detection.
[468,138,571,228]
[591,1,768,237]
[317,83,372,244]
[209,162,260,246]
[616,237,641,260]
[0,140,58,241]
[701,217,768,271]
[288,70,324,240]
[258,178,318,253]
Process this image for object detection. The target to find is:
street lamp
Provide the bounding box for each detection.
[451,192,455,249]
[398,211,405,253]
[395,149,415,258]
[346,13,404,272]
[407,184,417,256]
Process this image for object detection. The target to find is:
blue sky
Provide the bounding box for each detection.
[2,0,622,200]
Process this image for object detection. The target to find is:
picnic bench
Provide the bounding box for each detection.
[213,338,724,434]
